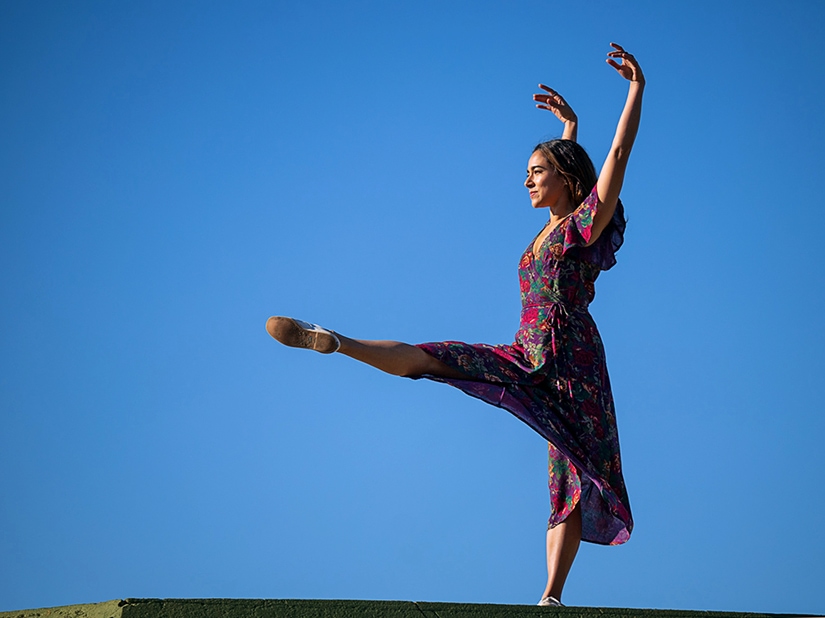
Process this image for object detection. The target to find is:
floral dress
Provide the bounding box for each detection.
[414,186,632,545]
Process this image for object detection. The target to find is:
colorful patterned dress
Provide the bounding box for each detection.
[414,186,632,545]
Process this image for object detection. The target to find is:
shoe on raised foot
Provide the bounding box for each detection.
[537,596,564,607]
[266,316,341,354]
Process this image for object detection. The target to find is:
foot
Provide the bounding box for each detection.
[537,596,564,607]
[266,316,341,354]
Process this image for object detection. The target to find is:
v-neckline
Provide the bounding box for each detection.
[530,213,572,256]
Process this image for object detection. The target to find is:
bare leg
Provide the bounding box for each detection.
[336,334,468,379]
[265,316,466,380]
[541,503,582,603]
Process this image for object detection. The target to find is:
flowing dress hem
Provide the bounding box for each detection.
[410,369,632,546]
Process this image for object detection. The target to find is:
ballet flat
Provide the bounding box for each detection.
[266,316,341,354]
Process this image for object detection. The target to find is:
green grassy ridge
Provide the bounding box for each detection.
[0,599,818,618]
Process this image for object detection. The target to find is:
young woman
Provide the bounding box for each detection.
[267,43,644,607]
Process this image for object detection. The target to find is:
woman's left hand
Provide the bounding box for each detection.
[606,43,645,85]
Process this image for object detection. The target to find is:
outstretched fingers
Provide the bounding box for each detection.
[537,84,563,101]
[606,42,644,83]
[533,84,577,122]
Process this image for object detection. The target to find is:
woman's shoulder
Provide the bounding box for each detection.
[562,186,626,271]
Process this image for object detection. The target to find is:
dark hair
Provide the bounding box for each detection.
[532,139,597,207]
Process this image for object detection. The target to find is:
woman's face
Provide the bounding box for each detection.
[524,151,567,210]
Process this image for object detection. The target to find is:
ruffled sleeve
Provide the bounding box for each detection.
[561,185,626,271]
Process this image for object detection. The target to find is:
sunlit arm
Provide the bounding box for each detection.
[562,117,578,142]
[591,44,645,244]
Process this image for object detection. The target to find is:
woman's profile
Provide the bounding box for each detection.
[267,43,645,606]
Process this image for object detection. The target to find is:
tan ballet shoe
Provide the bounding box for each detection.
[266,316,341,354]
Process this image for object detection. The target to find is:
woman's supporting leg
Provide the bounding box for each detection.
[541,503,582,603]
[336,334,468,379]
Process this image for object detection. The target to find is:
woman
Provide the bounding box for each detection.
[267,43,644,607]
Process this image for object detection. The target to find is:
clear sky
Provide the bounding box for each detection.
[2,1,824,615]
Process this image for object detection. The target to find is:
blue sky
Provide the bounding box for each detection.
[2,1,824,615]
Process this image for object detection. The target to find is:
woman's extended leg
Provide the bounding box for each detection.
[336,335,467,378]
[266,316,466,379]
[541,503,582,604]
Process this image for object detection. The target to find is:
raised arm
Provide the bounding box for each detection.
[533,84,578,142]
[590,43,645,244]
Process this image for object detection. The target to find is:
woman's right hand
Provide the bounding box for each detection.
[606,43,645,85]
[533,84,578,141]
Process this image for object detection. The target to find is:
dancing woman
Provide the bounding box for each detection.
[267,43,644,606]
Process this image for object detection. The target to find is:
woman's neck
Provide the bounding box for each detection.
[547,196,574,225]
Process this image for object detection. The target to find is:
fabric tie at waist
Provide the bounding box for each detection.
[520,298,588,316]
[519,298,587,401]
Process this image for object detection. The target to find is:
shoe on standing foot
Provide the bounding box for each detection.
[266,316,340,354]
[537,596,564,607]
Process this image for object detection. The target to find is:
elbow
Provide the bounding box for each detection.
[609,145,632,162]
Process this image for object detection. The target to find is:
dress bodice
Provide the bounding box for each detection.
[514,186,626,369]
[519,228,600,310]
